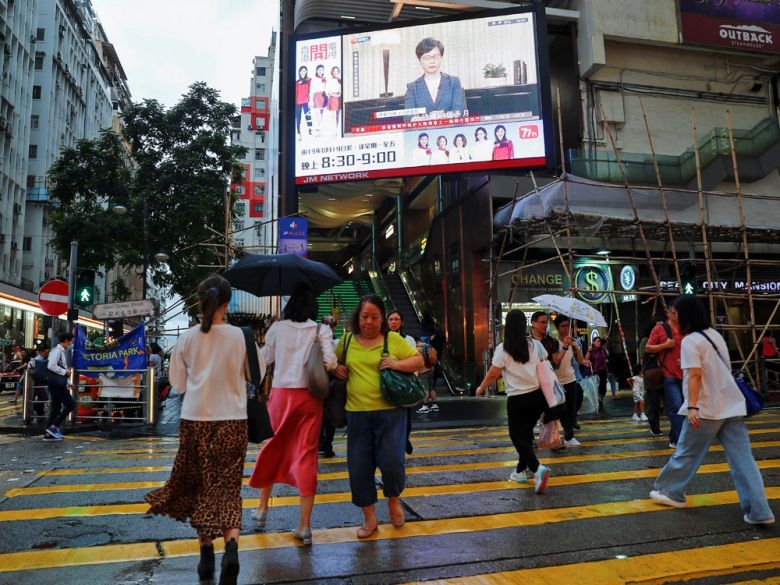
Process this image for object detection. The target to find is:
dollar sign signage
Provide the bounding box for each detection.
[575,266,609,303]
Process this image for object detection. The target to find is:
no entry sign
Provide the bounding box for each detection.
[38,279,69,316]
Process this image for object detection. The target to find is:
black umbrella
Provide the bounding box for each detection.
[223,253,342,297]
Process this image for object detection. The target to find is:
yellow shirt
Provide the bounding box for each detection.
[335,331,419,412]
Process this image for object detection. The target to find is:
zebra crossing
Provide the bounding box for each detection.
[0,407,778,584]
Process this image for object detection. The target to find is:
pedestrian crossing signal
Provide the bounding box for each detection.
[681,263,698,295]
[75,269,96,308]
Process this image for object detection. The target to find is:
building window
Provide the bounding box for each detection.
[31,115,39,129]
[36,28,45,41]
[253,203,264,214]
[254,185,265,195]
[23,237,32,252]
[29,145,38,158]
[254,149,265,161]
[235,202,246,215]
[258,83,266,93]
[256,66,266,76]
[234,185,245,195]
[34,52,44,70]
[255,168,265,177]
[255,99,266,109]
[32,85,42,99]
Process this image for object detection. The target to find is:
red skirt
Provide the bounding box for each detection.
[248,387,322,496]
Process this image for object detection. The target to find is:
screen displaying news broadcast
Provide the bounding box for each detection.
[292,8,550,185]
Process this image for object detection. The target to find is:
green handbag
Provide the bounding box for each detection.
[380,334,426,407]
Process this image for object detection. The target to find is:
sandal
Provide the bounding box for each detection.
[250,509,267,529]
[292,528,312,545]
[356,524,378,539]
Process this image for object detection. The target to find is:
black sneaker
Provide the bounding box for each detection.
[319,449,336,459]
[650,429,663,437]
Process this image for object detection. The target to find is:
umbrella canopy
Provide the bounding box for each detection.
[532,294,608,327]
[223,253,342,297]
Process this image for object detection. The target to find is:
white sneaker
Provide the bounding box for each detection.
[533,465,550,494]
[631,413,641,422]
[428,403,439,412]
[743,513,775,525]
[640,413,649,422]
[416,404,430,414]
[649,490,686,508]
[509,470,532,483]
[563,438,581,447]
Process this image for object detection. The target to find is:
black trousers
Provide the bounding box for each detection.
[506,389,547,474]
[645,384,664,433]
[560,381,579,440]
[46,383,75,429]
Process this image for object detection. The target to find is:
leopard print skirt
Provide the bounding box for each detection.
[145,419,248,540]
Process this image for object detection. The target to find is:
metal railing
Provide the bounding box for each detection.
[21,367,159,427]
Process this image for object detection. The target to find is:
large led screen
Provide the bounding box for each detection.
[291,7,551,184]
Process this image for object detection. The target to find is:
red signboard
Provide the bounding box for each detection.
[679,0,780,55]
[38,279,69,316]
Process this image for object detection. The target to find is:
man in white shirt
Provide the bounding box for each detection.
[44,333,74,441]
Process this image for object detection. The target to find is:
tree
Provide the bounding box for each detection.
[48,82,246,308]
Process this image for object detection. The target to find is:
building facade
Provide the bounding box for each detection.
[0,0,130,349]
[280,0,780,389]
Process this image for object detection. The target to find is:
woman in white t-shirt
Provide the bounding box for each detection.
[650,296,774,525]
[146,275,264,585]
[475,309,550,494]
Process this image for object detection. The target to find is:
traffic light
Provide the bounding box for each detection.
[75,269,96,308]
[680,263,698,295]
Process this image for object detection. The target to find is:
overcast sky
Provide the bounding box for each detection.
[90,0,277,109]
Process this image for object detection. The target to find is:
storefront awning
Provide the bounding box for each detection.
[493,173,780,244]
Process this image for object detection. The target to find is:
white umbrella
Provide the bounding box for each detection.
[532,294,608,327]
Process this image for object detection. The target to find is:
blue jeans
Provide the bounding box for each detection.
[653,417,775,522]
[346,408,407,507]
[663,376,685,444]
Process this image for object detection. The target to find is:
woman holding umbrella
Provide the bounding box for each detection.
[248,284,338,546]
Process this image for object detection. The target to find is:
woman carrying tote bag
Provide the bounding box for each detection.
[475,309,551,495]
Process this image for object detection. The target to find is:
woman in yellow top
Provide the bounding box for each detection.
[333,295,423,539]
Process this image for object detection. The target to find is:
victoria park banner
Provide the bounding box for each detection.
[73,323,148,378]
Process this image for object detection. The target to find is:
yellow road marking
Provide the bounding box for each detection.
[400,538,780,585]
[5,452,780,498]
[38,435,780,477]
[3,460,779,520]
[1,489,777,573]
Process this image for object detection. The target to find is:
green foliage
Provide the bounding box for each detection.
[47,82,247,311]
[482,63,507,78]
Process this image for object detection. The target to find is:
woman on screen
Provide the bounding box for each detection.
[411,133,431,166]
[492,125,515,160]
[472,126,493,161]
[403,37,466,121]
[295,66,312,140]
[310,64,328,137]
[325,66,342,133]
[450,134,470,163]
[430,136,449,165]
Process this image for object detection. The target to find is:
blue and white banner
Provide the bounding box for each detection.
[73,323,147,378]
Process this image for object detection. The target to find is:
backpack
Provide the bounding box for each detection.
[31,358,49,384]
[641,321,672,388]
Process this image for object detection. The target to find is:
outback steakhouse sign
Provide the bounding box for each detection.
[679,0,780,55]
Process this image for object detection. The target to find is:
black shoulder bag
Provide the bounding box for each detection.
[324,333,351,428]
[242,327,274,443]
